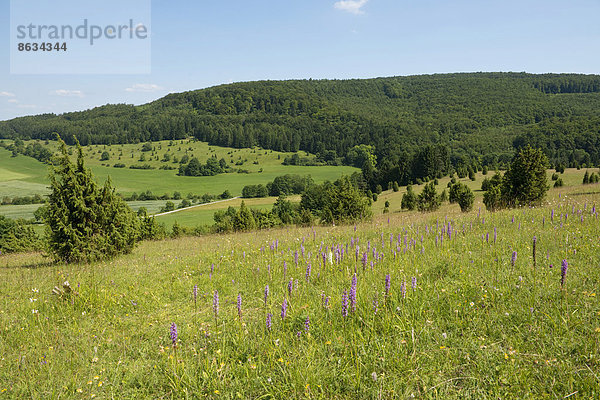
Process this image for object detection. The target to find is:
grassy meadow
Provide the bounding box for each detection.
[0,140,356,222]
[1,186,599,398]
[0,139,356,198]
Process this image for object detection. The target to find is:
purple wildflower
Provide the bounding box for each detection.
[170,323,177,346]
[305,262,311,282]
[411,276,417,291]
[400,281,406,299]
[264,285,269,307]
[281,298,288,320]
[213,290,219,319]
[304,315,310,334]
[341,290,348,318]
[362,252,368,270]
[193,285,198,307]
[237,293,242,320]
[511,251,517,267]
[561,260,568,288]
[288,278,293,296]
[385,274,391,298]
[266,313,272,331]
[350,274,357,313]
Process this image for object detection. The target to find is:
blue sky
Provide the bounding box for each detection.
[1,0,599,121]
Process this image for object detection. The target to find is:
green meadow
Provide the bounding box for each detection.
[1,186,599,398]
[0,141,356,222]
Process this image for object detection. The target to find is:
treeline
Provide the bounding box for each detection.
[178,156,228,176]
[242,175,314,198]
[125,190,231,203]
[0,139,53,163]
[2,194,46,205]
[3,73,600,180]
[216,175,371,233]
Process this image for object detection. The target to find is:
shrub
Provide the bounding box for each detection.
[0,216,41,254]
[272,196,296,225]
[583,170,590,184]
[440,189,448,203]
[233,201,256,231]
[161,201,175,213]
[454,183,474,212]
[417,182,441,212]
[305,176,372,224]
[45,138,139,262]
[554,178,564,187]
[483,185,502,211]
[401,185,417,211]
[242,184,268,198]
[501,146,549,207]
[468,168,476,181]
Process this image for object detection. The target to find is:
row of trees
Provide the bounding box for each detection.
[399,146,551,214]
[217,175,372,233]
[401,181,474,213]
[178,156,228,176]
[242,175,314,198]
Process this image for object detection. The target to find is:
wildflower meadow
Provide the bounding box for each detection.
[1,190,599,398]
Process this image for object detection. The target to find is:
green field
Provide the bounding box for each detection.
[0,140,357,222]
[1,185,599,398]
[0,140,357,198]
[0,148,49,198]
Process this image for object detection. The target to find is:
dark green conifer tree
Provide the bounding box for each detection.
[45,137,139,262]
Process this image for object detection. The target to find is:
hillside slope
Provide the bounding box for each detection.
[2,72,600,169]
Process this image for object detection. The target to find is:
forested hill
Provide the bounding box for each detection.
[2,72,600,174]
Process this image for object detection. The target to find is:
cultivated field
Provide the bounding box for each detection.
[1,186,598,398]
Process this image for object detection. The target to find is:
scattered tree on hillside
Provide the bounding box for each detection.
[45,138,139,262]
[417,182,441,212]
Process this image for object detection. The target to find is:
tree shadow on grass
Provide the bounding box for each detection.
[0,252,59,270]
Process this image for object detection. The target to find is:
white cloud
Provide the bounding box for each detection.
[125,83,163,93]
[8,99,18,103]
[52,89,84,97]
[334,0,369,14]
[17,104,37,109]
[0,91,16,97]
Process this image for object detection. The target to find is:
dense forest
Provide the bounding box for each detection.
[2,72,600,187]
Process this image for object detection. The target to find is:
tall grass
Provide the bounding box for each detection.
[1,191,599,398]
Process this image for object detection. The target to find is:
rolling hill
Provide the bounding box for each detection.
[2,72,600,174]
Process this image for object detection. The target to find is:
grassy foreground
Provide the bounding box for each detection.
[1,190,599,398]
